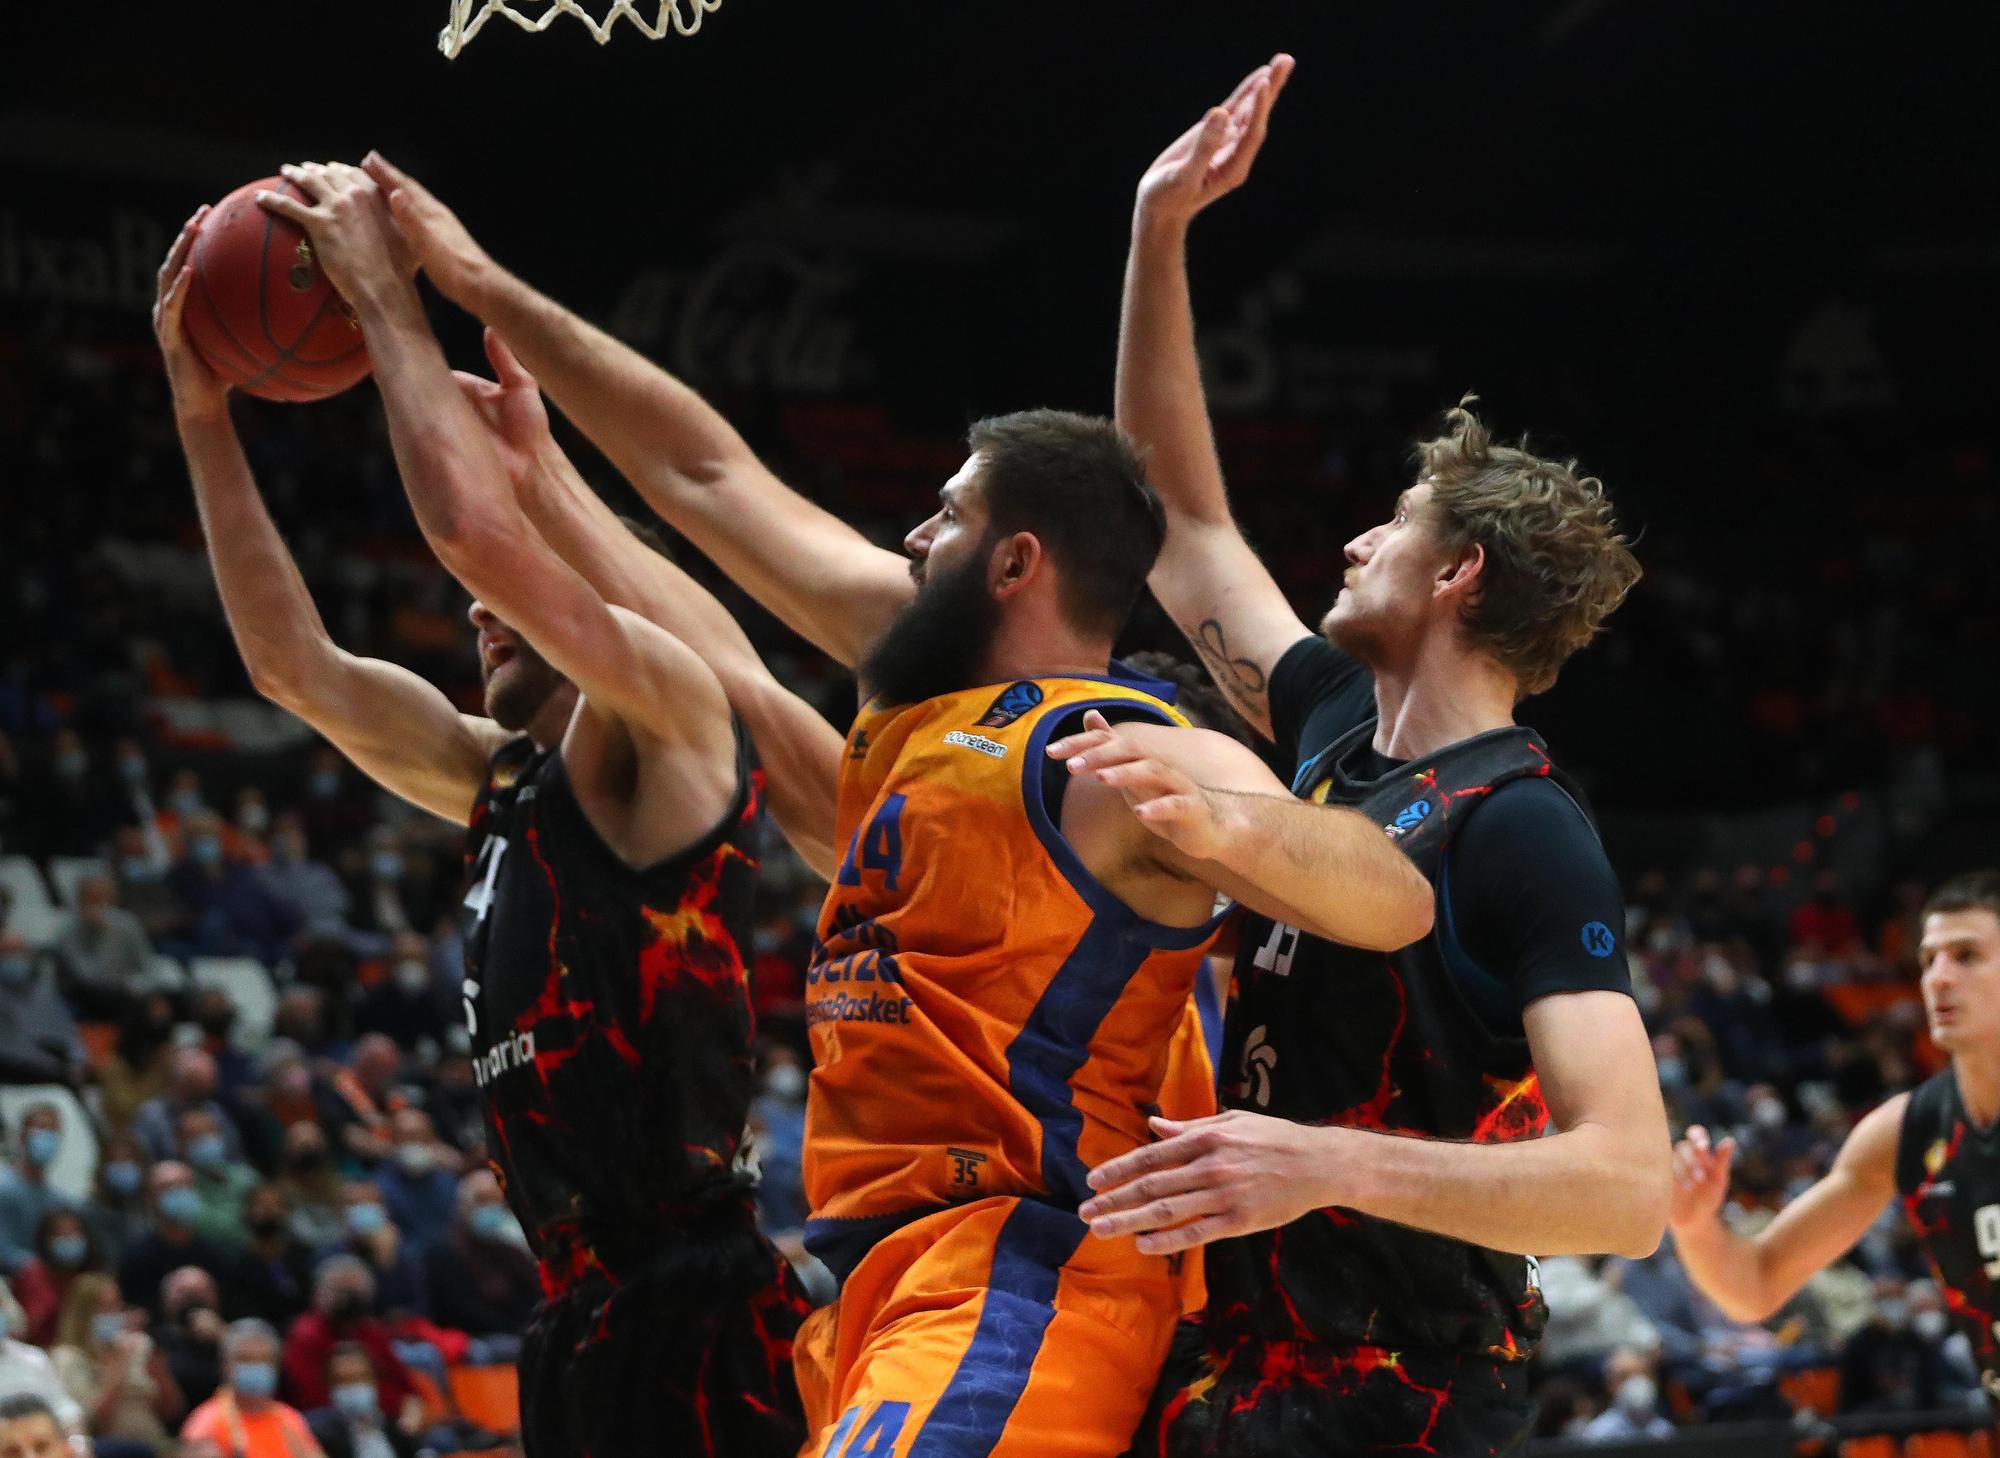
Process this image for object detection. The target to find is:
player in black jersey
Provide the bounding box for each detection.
[1061,56,1672,1456]
[1669,871,2000,1406]
[157,174,830,1457]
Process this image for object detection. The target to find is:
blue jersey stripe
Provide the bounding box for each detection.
[905,1201,1084,1457]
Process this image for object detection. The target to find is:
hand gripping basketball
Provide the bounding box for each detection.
[153,206,231,416]
[256,162,416,313]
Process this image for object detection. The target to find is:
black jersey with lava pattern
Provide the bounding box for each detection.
[460,730,763,1286]
[1898,1068,2000,1399]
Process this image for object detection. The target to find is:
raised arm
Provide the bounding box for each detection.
[259,164,739,837]
[153,210,503,826]
[1668,1097,1906,1323]
[454,329,844,877]
[1119,57,1309,741]
[356,153,912,669]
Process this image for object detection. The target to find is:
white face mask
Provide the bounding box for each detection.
[395,960,431,996]
[1616,1375,1657,1416]
[1913,1309,1949,1342]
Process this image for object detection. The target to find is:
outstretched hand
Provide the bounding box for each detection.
[451,328,556,487]
[362,151,498,309]
[1136,53,1295,232]
[1668,1124,1738,1231]
[153,205,229,416]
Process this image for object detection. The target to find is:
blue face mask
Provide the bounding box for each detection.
[309,770,340,799]
[120,855,159,884]
[118,756,147,786]
[0,954,34,988]
[468,1204,513,1241]
[91,1313,127,1348]
[24,1128,61,1167]
[370,851,404,882]
[158,1185,202,1226]
[332,1382,379,1423]
[345,1203,388,1238]
[56,750,87,780]
[103,1161,143,1197]
[49,1234,89,1270]
[187,1134,228,1173]
[190,836,225,869]
[232,1361,278,1400]
[171,789,205,818]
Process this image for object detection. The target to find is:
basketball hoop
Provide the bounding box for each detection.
[439,0,723,58]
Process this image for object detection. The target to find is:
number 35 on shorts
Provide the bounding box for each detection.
[822,1401,910,1458]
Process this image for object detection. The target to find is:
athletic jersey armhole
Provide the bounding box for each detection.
[1894,1075,1950,1194]
[546,717,755,880]
[1019,699,1221,951]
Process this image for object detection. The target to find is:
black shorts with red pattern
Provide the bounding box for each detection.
[517,1213,811,1458]
[1124,1320,1534,1458]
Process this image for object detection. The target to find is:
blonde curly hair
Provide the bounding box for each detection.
[1416,397,1640,698]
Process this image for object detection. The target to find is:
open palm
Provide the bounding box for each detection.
[1137,53,1295,228]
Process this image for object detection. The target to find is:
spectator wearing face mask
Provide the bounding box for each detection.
[271,1127,344,1255]
[747,1048,807,1236]
[177,1109,257,1253]
[282,1260,420,1433]
[96,999,179,1141]
[11,1211,105,1348]
[188,990,257,1114]
[372,1114,456,1258]
[258,819,354,945]
[296,751,370,864]
[324,1040,402,1169]
[115,1164,233,1319]
[231,790,274,866]
[1581,1369,1675,1442]
[0,1286,84,1438]
[131,1050,242,1168]
[304,1345,420,1458]
[53,875,156,1022]
[0,940,85,1087]
[19,729,123,861]
[425,1173,535,1341]
[321,1188,425,1321]
[154,1268,228,1411]
[111,827,186,956]
[50,1272,184,1456]
[237,1044,329,1176]
[227,1187,316,1330]
[179,1319,322,1458]
[353,938,448,1054]
[0,1107,81,1277]
[83,1136,152,1268]
[1837,1276,1969,1415]
[168,812,301,967]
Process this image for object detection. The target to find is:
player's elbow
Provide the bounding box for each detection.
[1608,1153,1673,1259]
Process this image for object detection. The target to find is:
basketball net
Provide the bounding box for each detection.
[439,0,722,57]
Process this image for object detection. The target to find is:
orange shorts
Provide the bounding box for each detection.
[796,1197,1183,1458]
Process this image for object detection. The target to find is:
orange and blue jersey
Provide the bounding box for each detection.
[801,671,1223,1267]
[793,669,1226,1457]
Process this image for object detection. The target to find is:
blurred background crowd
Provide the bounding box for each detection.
[5,2,1997,1452]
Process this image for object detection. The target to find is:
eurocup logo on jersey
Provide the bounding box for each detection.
[976,681,1044,729]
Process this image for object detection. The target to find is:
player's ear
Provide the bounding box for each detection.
[1434,542,1485,606]
[989,531,1042,600]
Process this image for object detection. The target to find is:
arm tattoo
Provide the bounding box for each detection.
[1186,617,1268,719]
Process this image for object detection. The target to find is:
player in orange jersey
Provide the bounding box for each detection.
[367,155,1436,1458]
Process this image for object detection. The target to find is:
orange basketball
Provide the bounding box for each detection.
[181,176,372,403]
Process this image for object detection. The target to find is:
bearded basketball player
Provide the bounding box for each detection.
[1074,57,1672,1456]
[156,188,812,1457]
[1670,871,2000,1409]
[358,153,1438,1458]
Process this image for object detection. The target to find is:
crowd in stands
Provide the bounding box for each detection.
[3,280,1996,1454]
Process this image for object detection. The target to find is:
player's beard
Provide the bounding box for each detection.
[859,549,1002,708]
[484,642,566,731]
